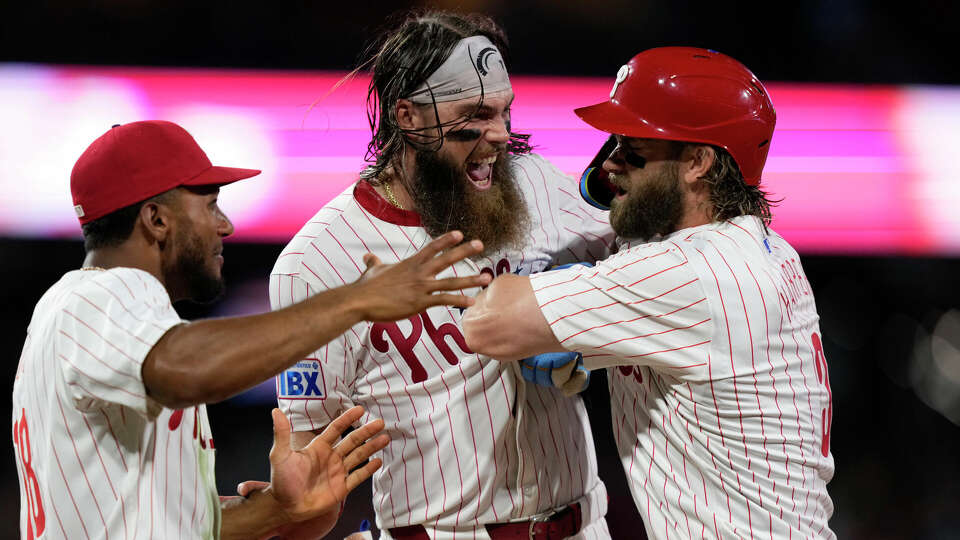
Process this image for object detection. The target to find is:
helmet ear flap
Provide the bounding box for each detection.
[579,136,619,210]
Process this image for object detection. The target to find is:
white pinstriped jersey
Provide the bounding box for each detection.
[530,216,836,539]
[272,153,614,538]
[12,268,220,540]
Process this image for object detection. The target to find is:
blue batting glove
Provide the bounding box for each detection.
[520,352,591,395]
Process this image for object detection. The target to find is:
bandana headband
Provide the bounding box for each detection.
[407,35,512,104]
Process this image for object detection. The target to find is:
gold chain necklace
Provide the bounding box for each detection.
[382,181,404,210]
[81,266,106,271]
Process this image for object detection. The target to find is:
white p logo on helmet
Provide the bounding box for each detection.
[610,65,630,99]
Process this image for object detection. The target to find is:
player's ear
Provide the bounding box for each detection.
[680,144,715,185]
[395,99,422,131]
[138,189,179,245]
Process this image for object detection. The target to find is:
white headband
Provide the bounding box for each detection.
[407,35,512,104]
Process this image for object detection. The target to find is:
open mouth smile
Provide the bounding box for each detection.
[465,154,497,191]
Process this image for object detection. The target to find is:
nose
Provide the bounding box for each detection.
[603,148,626,174]
[484,117,510,145]
[217,210,234,238]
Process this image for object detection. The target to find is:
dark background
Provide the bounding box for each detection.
[4,1,960,539]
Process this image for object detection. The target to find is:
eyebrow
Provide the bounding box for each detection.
[616,135,650,151]
[453,96,515,117]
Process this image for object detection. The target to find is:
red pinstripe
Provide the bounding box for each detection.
[477,361,508,519]
[81,415,119,507]
[517,164,550,245]
[607,249,671,275]
[76,288,160,342]
[788,330,815,524]
[396,233,475,525]
[63,307,142,366]
[559,293,705,344]
[56,393,107,536]
[59,322,146,386]
[100,410,128,472]
[50,429,92,539]
[188,432,200,537]
[558,389,587,500]
[548,300,620,326]
[705,239,763,532]
[457,360,486,523]
[133,431,142,540]
[533,273,585,295]
[358,205,403,261]
[59,353,145,401]
[617,341,711,360]
[375,360,411,522]
[384,349,429,523]
[596,319,711,350]
[531,387,570,507]
[327,227,364,273]
[744,264,778,480]
[532,158,564,249]
[557,186,609,226]
[311,242,347,284]
[149,416,157,535]
[112,271,137,300]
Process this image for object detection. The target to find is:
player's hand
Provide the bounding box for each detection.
[236,479,342,540]
[262,406,388,536]
[519,352,591,396]
[353,230,492,321]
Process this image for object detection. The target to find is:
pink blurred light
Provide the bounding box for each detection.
[1,65,949,255]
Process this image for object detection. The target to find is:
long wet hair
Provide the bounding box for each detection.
[356,10,532,182]
[699,145,777,227]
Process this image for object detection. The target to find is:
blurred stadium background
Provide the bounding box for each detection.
[3,1,959,538]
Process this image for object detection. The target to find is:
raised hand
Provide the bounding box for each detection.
[242,407,388,539]
[352,230,492,321]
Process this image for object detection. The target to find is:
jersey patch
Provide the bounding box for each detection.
[277,360,326,399]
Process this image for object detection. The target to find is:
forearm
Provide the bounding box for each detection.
[144,283,367,408]
[463,274,565,361]
[220,487,289,540]
[144,230,490,408]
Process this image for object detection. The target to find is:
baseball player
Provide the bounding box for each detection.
[463,48,836,539]
[12,120,492,539]
[272,11,615,540]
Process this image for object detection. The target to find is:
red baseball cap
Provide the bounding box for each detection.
[70,120,261,224]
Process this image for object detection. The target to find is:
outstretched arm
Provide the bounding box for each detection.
[462,273,565,361]
[143,231,492,408]
[220,406,388,540]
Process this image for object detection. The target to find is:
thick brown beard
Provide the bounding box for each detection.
[609,161,684,241]
[162,221,225,304]
[410,149,529,255]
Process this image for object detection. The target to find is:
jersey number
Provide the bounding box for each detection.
[13,409,46,539]
[811,332,833,458]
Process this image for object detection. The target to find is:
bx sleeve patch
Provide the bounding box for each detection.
[277,360,326,400]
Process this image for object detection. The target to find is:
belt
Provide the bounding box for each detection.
[388,502,583,540]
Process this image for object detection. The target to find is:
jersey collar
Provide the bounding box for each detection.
[353,180,422,227]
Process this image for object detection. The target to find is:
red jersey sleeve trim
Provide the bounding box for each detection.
[353,180,422,227]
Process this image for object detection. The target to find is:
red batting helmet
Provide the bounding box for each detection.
[575,47,776,186]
